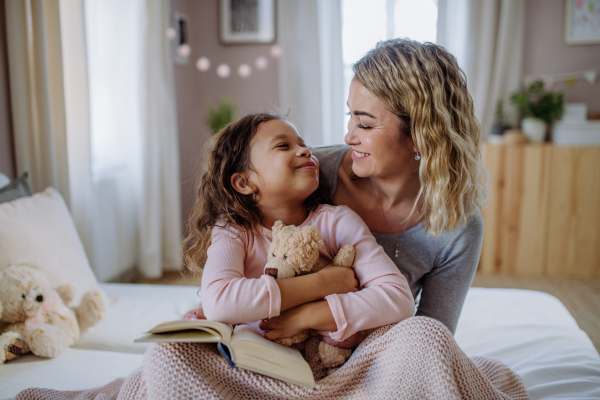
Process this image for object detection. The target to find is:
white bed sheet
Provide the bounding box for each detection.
[73,283,201,354]
[0,349,143,400]
[456,288,600,400]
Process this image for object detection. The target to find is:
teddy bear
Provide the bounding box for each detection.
[0,261,109,364]
[263,220,356,371]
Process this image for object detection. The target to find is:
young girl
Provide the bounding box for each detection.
[182,112,414,347]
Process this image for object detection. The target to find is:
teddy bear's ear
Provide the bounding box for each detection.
[272,221,285,235]
[16,259,42,271]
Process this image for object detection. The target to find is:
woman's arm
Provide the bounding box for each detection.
[415,214,484,334]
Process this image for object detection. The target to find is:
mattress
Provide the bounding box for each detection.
[456,288,600,400]
[1,284,599,399]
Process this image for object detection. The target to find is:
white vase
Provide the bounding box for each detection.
[521,117,547,143]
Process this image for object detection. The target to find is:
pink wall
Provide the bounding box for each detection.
[0,0,16,179]
[524,0,600,117]
[170,0,279,227]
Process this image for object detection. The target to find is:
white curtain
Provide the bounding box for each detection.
[436,0,526,133]
[277,0,344,146]
[85,0,182,280]
[5,0,71,203]
[5,0,182,281]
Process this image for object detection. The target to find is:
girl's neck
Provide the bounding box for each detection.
[261,202,310,229]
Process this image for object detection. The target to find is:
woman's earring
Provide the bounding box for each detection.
[415,151,421,161]
[252,191,256,201]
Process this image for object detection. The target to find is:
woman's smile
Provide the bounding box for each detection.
[351,150,371,161]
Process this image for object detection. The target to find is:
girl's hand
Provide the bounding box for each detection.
[317,266,359,296]
[258,304,310,340]
[182,307,206,321]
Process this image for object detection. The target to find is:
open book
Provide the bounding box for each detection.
[135,320,315,389]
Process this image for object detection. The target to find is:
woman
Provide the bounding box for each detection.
[313,38,486,344]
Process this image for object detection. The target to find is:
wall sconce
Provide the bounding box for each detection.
[174,12,190,65]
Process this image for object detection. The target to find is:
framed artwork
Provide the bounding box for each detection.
[219,0,276,45]
[564,0,600,45]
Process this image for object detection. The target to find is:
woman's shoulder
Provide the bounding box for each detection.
[311,144,350,160]
[312,144,351,194]
[428,212,484,254]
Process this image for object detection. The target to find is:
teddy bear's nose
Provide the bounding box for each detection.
[35,295,44,302]
[264,268,278,279]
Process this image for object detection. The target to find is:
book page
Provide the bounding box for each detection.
[146,320,233,343]
[135,329,221,343]
[230,325,315,389]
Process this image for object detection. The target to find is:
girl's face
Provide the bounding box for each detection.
[247,119,319,205]
[345,79,417,179]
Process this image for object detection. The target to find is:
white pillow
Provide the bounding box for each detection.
[0,187,99,304]
[0,172,9,188]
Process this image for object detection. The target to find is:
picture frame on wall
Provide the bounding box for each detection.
[564,0,600,45]
[219,0,276,45]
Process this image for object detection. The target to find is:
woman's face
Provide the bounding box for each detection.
[345,80,417,179]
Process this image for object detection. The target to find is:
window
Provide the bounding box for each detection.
[342,0,438,134]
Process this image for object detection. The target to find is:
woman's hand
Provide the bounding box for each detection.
[317,266,359,296]
[181,307,206,321]
[258,304,310,340]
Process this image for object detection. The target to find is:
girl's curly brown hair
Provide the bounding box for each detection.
[182,112,331,275]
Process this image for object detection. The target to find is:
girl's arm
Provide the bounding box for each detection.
[260,206,415,341]
[201,225,358,325]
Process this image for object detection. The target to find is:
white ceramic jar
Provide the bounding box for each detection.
[521,117,547,143]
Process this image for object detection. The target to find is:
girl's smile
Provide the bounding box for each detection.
[296,161,317,170]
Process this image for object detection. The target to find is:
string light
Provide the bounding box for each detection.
[166,27,176,40]
[216,64,231,78]
[196,57,210,72]
[270,45,282,58]
[255,56,268,70]
[238,64,252,78]
[177,44,191,58]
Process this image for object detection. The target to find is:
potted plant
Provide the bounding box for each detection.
[510,80,563,142]
[206,98,236,134]
[490,99,511,137]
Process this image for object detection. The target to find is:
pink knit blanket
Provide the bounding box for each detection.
[16,317,530,400]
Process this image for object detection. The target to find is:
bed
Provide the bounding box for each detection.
[1,283,599,400]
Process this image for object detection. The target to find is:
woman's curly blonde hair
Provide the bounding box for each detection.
[352,38,488,237]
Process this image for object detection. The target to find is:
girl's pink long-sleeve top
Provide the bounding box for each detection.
[201,205,415,342]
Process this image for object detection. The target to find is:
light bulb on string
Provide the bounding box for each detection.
[196,57,210,72]
[216,64,231,78]
[255,57,268,70]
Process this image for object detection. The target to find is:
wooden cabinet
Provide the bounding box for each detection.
[479,144,600,277]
